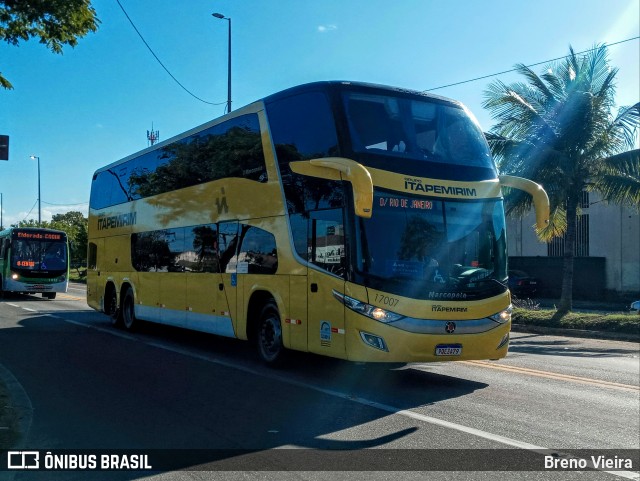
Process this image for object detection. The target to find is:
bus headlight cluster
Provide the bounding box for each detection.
[490,306,512,324]
[11,272,19,280]
[333,290,404,324]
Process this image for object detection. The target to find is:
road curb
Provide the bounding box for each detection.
[511,323,640,342]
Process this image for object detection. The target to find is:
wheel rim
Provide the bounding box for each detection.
[259,315,282,362]
[107,290,118,322]
[123,293,135,329]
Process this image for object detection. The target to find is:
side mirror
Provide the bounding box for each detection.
[499,175,550,230]
[290,157,374,218]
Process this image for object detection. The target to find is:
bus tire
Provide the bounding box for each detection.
[43,292,56,300]
[256,301,285,366]
[105,284,121,327]
[122,287,137,331]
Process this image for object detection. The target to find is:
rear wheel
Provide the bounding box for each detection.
[122,287,137,331]
[256,301,285,366]
[105,286,121,327]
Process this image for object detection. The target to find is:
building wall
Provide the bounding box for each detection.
[506,193,640,297]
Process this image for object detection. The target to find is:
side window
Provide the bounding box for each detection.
[267,91,339,162]
[88,242,97,269]
[158,228,185,272]
[91,114,266,210]
[267,92,341,216]
[309,208,346,277]
[132,231,167,272]
[184,224,219,273]
[237,226,278,274]
[218,222,239,273]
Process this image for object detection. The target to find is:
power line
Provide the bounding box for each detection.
[115,0,227,106]
[423,36,640,92]
[42,201,89,207]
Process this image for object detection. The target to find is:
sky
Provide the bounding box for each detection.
[1,0,638,227]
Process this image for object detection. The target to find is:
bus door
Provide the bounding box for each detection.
[307,209,346,358]
[218,221,241,337]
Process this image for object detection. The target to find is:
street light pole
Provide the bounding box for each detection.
[30,155,41,226]
[212,13,232,113]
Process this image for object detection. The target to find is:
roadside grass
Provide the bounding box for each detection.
[512,307,640,337]
[0,379,20,450]
[69,268,87,284]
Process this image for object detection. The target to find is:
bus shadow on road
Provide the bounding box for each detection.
[1,310,491,464]
[508,333,638,358]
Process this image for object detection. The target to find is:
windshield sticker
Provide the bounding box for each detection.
[386,260,425,278]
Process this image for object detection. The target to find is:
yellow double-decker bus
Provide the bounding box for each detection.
[87,81,549,364]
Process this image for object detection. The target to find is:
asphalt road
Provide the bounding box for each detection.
[0,284,638,481]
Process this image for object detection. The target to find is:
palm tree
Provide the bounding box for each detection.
[483,44,640,317]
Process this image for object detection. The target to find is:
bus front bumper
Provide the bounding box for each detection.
[344,314,511,363]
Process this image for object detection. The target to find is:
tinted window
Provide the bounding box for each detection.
[236,226,278,274]
[184,224,219,273]
[343,92,493,169]
[88,242,97,269]
[91,114,266,210]
[309,208,346,277]
[218,222,239,273]
[267,91,339,162]
[132,231,169,272]
[267,92,342,216]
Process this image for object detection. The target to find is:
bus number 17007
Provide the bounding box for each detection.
[375,293,399,307]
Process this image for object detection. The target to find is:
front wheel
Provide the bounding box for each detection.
[256,301,285,366]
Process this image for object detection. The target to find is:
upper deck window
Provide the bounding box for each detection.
[343,92,494,170]
[90,113,266,210]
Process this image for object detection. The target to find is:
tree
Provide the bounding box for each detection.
[0,0,99,89]
[49,211,88,265]
[483,44,640,317]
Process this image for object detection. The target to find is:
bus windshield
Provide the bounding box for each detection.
[343,91,493,169]
[356,190,507,301]
[10,234,68,272]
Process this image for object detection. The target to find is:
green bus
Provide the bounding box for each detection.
[0,227,69,299]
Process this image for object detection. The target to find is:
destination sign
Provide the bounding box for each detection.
[378,196,434,210]
[14,231,64,241]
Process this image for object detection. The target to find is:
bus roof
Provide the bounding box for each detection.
[92,80,462,176]
[263,80,460,107]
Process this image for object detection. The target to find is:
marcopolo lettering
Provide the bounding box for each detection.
[404,180,477,197]
[97,212,137,231]
[429,291,468,300]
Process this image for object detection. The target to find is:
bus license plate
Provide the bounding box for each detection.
[435,344,462,356]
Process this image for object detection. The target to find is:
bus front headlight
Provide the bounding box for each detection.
[333,290,404,324]
[490,306,512,324]
[11,272,19,280]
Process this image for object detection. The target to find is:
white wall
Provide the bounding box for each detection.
[506,195,640,294]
